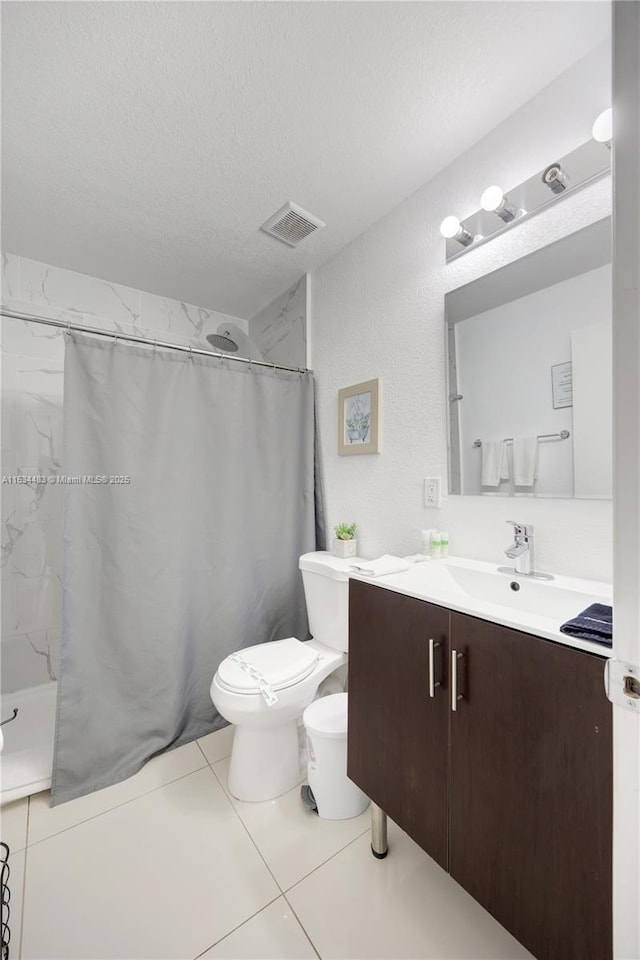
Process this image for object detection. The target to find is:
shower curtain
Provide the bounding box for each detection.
[52,333,321,805]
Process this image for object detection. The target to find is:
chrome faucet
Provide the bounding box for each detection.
[498,521,554,581]
[505,521,533,574]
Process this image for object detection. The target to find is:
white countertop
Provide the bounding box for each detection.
[349,555,613,658]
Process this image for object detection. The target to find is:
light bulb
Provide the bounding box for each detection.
[592,107,612,146]
[440,216,462,239]
[439,216,474,247]
[480,185,519,222]
[480,186,505,213]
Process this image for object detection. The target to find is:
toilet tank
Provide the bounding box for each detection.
[299,552,355,653]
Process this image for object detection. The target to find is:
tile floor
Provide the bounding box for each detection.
[1,726,533,959]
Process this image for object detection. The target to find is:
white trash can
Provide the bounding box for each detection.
[302,692,369,820]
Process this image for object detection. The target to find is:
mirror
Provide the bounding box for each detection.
[445,217,612,499]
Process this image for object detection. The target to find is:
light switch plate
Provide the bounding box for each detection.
[424,477,441,508]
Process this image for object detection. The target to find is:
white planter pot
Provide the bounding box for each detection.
[332,539,357,559]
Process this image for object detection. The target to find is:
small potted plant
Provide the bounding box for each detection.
[332,522,357,559]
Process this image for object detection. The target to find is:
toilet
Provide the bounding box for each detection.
[210,551,354,802]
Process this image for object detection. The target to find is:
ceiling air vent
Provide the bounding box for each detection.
[260,202,326,248]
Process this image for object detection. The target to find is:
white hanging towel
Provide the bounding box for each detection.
[350,555,411,577]
[481,440,510,486]
[513,437,538,486]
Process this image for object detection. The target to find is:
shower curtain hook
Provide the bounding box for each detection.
[188,345,193,360]
[153,339,158,354]
[113,331,118,345]
[65,320,72,337]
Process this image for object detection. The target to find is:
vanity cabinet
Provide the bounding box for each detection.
[347,579,613,960]
[448,611,612,960]
[347,581,449,867]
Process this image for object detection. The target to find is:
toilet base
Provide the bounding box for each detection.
[228,720,303,802]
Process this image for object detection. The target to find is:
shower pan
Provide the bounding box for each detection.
[0,682,57,804]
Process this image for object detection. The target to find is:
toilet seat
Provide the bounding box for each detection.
[216,637,319,695]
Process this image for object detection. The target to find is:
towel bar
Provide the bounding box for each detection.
[473,430,570,448]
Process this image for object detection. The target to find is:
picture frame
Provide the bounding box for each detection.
[551,361,573,409]
[338,378,381,455]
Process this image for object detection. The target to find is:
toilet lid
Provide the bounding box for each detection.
[217,638,319,695]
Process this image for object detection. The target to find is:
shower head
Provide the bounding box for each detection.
[206,331,239,352]
[205,322,266,363]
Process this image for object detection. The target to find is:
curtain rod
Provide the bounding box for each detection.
[0,309,310,374]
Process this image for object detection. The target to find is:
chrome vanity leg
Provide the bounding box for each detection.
[370,802,388,859]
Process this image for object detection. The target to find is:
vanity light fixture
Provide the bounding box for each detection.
[592,107,612,149]
[542,162,569,195]
[440,215,474,247]
[480,185,521,222]
[441,120,611,262]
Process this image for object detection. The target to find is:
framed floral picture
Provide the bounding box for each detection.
[338,378,381,455]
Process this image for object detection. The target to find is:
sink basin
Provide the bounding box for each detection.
[442,563,610,622]
[351,556,613,654]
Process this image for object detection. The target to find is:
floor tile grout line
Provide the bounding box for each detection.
[0,800,29,856]
[190,760,291,960]
[18,740,367,960]
[194,738,214,765]
[13,735,231,851]
[190,893,283,960]
[208,758,331,893]
[23,755,270,960]
[282,891,323,960]
[25,756,211,849]
[282,823,372,895]
[17,796,31,959]
[189,760,334,960]
[21,740,363,960]
[209,758,371,900]
[208,761,285,894]
[196,723,234,767]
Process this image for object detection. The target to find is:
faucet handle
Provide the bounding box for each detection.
[506,520,532,537]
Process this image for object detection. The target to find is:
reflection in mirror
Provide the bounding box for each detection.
[446,218,611,499]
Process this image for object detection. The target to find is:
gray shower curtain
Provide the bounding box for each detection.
[52,333,320,805]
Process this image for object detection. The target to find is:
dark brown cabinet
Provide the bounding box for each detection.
[348,579,613,960]
[347,580,449,867]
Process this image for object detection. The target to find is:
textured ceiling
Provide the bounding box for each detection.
[1,1,610,318]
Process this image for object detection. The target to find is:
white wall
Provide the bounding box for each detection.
[0,254,249,692]
[455,264,611,497]
[250,276,307,369]
[310,43,613,582]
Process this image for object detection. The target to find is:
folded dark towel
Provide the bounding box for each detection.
[560,603,612,646]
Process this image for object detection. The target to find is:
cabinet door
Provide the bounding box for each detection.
[449,612,612,960]
[348,579,449,868]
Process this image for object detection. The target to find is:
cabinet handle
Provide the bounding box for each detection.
[451,649,463,711]
[428,638,441,697]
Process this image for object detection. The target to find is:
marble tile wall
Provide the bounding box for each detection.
[0,253,250,693]
[250,276,307,369]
